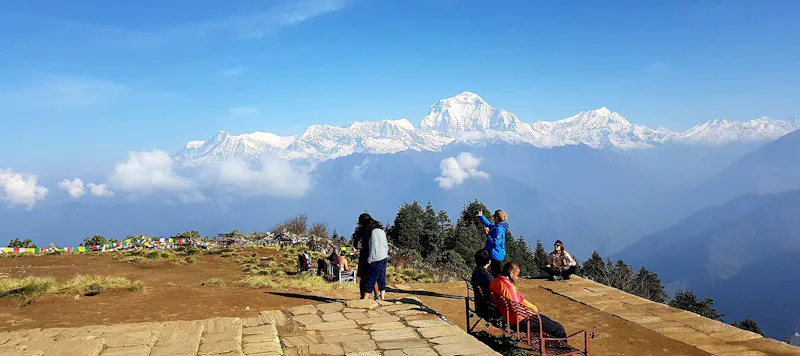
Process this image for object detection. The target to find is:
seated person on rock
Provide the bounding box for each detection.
[543,240,577,281]
[490,262,567,339]
[470,249,495,318]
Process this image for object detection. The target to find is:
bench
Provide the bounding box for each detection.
[297,254,317,275]
[463,278,594,356]
[325,259,356,283]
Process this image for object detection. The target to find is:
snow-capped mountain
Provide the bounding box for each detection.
[174,92,800,165]
[679,117,800,146]
[531,107,674,149]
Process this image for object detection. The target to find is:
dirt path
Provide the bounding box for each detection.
[0,253,708,355]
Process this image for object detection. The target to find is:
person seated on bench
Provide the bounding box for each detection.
[470,249,495,318]
[298,252,314,273]
[337,252,352,272]
[543,240,577,281]
[491,262,567,339]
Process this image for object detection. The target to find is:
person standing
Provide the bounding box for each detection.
[354,213,382,299]
[543,240,577,281]
[477,209,509,276]
[364,218,389,300]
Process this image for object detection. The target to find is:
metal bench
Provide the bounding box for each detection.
[463,278,594,356]
[325,259,356,283]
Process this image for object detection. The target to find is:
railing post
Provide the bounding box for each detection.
[585,330,590,356]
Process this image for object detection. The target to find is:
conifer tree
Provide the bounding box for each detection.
[669,290,724,320]
[533,240,549,277]
[732,317,763,336]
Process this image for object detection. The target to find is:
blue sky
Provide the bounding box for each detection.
[1,0,799,174]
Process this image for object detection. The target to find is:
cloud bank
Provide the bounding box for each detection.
[0,169,49,209]
[435,152,490,189]
[105,150,312,201]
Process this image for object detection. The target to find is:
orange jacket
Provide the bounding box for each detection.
[489,275,539,324]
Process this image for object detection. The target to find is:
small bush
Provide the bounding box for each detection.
[0,277,58,298]
[183,257,197,265]
[60,275,144,296]
[238,275,356,291]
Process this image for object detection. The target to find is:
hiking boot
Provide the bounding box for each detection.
[563,275,571,280]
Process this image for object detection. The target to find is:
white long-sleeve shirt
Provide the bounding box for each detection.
[368,228,389,264]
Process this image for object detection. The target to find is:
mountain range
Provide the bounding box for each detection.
[175,91,800,165]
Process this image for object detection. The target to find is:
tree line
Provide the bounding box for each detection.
[377,199,765,337]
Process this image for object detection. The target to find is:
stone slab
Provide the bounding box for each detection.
[323,334,372,343]
[364,322,405,331]
[244,325,278,336]
[406,319,449,328]
[101,345,153,356]
[322,313,347,322]
[370,328,419,341]
[319,329,367,338]
[259,311,288,326]
[44,339,105,356]
[393,310,427,318]
[416,326,463,339]
[401,315,440,322]
[287,305,319,316]
[150,342,200,356]
[355,316,400,325]
[243,341,282,354]
[202,330,241,344]
[156,321,204,346]
[305,320,358,331]
[376,340,431,350]
[309,343,345,356]
[383,347,438,356]
[293,314,324,326]
[283,334,320,348]
[345,300,378,310]
[203,317,243,334]
[345,352,381,356]
[434,342,495,356]
[198,338,241,355]
[344,313,368,320]
[380,304,419,313]
[316,302,345,314]
[101,330,159,349]
[428,335,480,345]
[342,340,378,353]
[244,333,279,344]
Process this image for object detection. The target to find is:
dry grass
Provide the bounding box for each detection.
[238,275,357,291]
[386,266,439,284]
[0,275,145,300]
[201,278,226,287]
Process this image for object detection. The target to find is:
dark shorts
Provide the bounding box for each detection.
[363,258,388,294]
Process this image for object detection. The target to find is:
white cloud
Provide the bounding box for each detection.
[59,178,86,198]
[87,183,114,197]
[220,66,247,76]
[228,106,260,117]
[105,150,311,201]
[0,169,49,209]
[109,150,193,193]
[212,155,312,198]
[434,152,490,189]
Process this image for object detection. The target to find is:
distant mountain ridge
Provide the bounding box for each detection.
[175,92,800,165]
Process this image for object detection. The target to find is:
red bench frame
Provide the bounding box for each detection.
[464,278,594,356]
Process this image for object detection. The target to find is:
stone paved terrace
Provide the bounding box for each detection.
[0,298,498,356]
[540,278,800,356]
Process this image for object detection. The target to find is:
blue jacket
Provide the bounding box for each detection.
[480,215,508,261]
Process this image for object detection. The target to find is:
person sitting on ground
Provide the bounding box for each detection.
[543,240,577,281]
[470,249,495,318]
[477,209,509,277]
[490,262,567,339]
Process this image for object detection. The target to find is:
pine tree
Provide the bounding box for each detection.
[505,233,536,277]
[533,240,549,277]
[447,201,491,269]
[632,266,668,303]
[731,317,763,336]
[388,201,426,253]
[669,290,724,320]
[582,251,607,283]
